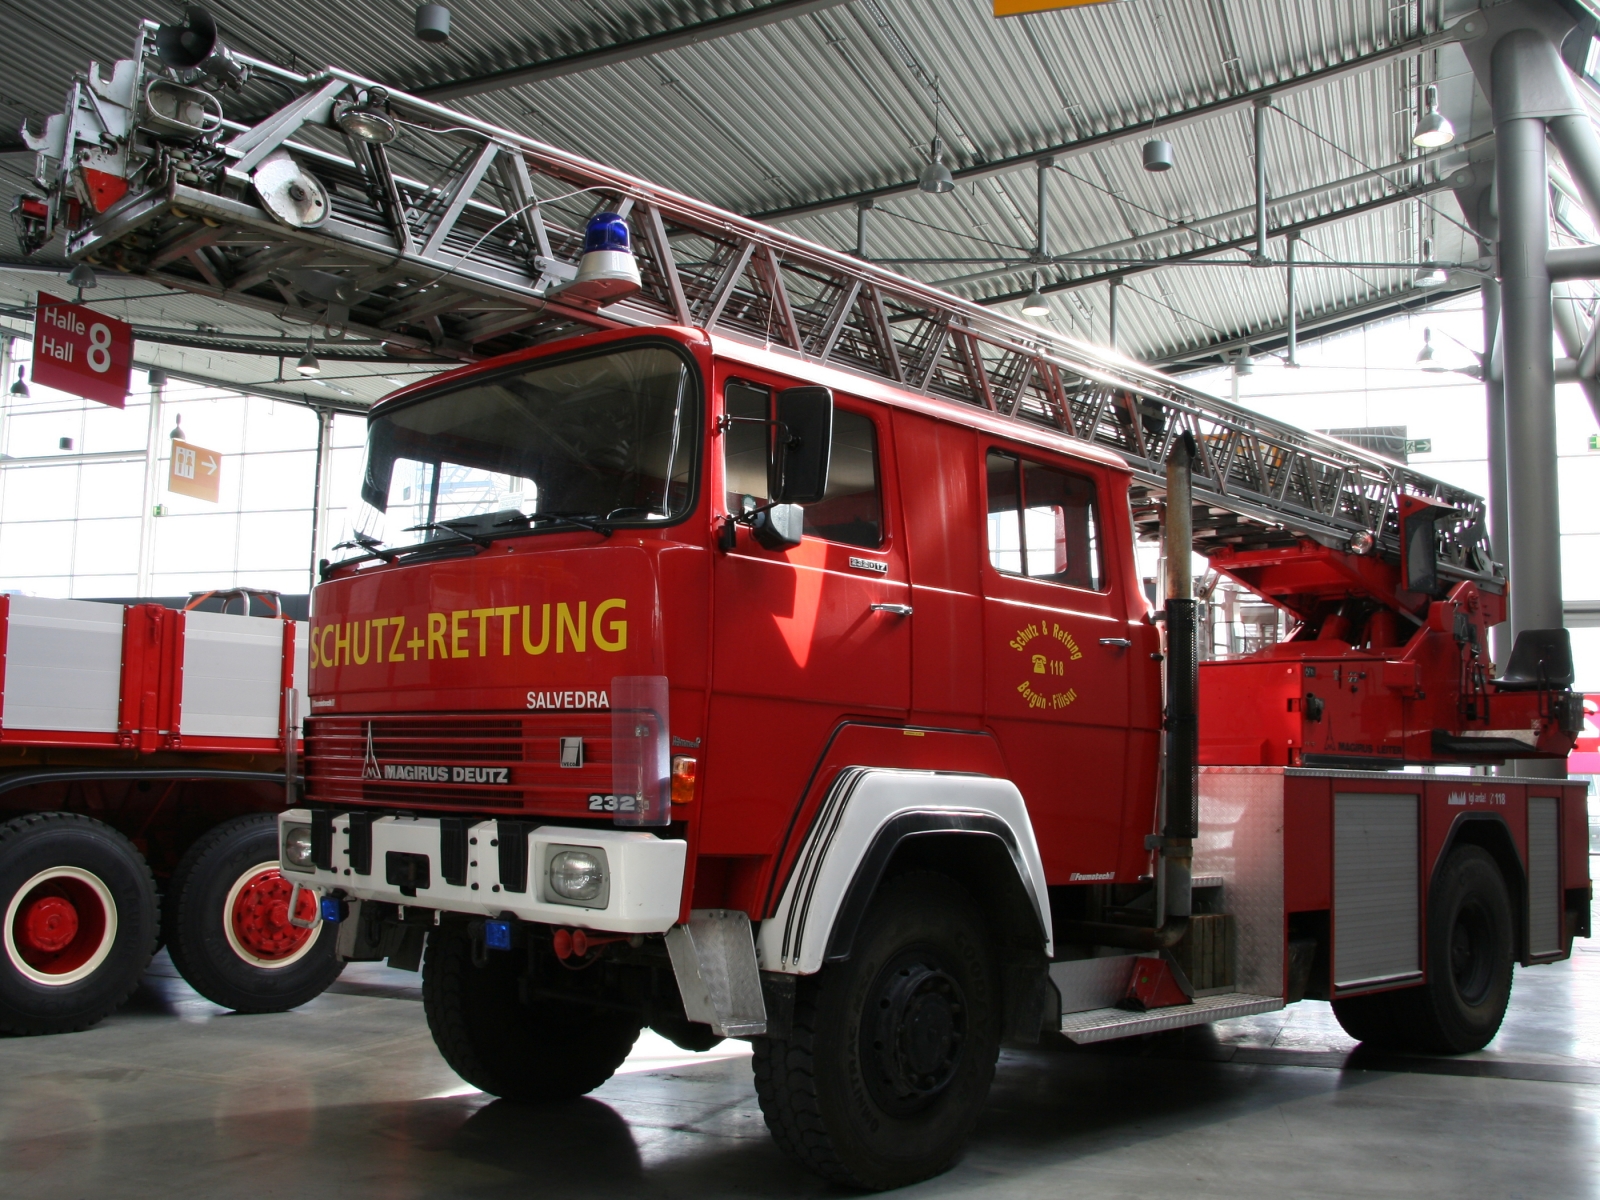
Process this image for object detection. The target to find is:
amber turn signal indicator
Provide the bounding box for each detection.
[670,755,697,805]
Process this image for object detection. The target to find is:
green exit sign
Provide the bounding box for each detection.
[1590,434,1600,451]
[1404,438,1433,454]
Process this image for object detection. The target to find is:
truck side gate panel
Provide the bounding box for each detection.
[1,596,125,739]
[1331,787,1421,994]
[1526,792,1562,958]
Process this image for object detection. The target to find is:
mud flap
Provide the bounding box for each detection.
[665,909,767,1037]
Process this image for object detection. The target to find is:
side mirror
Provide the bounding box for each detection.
[751,503,804,550]
[771,386,833,504]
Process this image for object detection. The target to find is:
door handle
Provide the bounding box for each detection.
[870,603,913,617]
[1099,637,1132,647]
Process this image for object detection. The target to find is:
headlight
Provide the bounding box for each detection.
[282,825,315,872]
[547,848,606,904]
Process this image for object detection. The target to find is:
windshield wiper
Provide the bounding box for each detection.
[332,530,398,562]
[402,521,495,549]
[496,510,613,538]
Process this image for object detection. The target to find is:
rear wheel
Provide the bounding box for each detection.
[422,926,641,1101]
[164,814,343,1013]
[1333,845,1513,1054]
[752,872,1000,1190]
[0,813,157,1035]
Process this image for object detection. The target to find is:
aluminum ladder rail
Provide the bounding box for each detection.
[21,19,1493,584]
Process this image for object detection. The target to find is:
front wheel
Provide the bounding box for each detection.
[1333,845,1513,1054]
[0,813,157,1035]
[753,871,1000,1190]
[422,927,642,1101]
[164,814,343,1013]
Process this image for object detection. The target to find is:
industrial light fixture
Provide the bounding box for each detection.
[335,87,397,145]
[1416,327,1435,362]
[920,137,955,194]
[9,366,27,397]
[415,3,450,43]
[1412,84,1454,149]
[1142,138,1175,172]
[170,414,185,440]
[1021,274,1049,317]
[67,262,98,291]
[1414,238,1449,288]
[1233,350,1254,376]
[919,79,956,195]
[296,336,322,377]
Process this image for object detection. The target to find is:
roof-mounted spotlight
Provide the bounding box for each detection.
[919,137,955,194]
[1233,350,1254,376]
[335,87,397,145]
[1415,238,1449,288]
[1021,275,1049,317]
[67,262,98,291]
[1412,84,1454,149]
[415,3,451,43]
[1142,138,1175,172]
[296,336,322,377]
[1416,327,1435,363]
[10,366,28,397]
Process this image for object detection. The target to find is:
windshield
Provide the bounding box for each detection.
[354,342,697,549]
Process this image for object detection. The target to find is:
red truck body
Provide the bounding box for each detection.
[0,595,341,1033]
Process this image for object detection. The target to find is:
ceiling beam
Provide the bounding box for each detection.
[749,11,1485,223]
[415,0,854,102]
[1159,281,1481,371]
[977,174,1460,308]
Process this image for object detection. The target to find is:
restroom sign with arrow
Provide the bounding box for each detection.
[168,438,222,503]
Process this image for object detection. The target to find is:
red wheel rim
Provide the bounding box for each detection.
[225,863,318,967]
[4,867,117,985]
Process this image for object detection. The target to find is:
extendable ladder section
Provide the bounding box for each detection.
[22,19,1494,585]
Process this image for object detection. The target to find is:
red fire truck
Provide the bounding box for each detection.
[0,593,341,1034]
[13,16,1589,1188]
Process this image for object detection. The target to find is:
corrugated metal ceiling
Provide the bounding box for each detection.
[0,0,1592,399]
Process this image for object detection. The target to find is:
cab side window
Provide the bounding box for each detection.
[722,381,884,549]
[804,410,881,548]
[723,381,772,511]
[986,450,1103,590]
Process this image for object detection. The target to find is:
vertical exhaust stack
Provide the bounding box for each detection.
[1056,432,1197,951]
[1159,432,1200,933]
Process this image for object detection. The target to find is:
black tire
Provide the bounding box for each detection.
[1333,845,1514,1054]
[164,813,343,1013]
[422,926,641,1101]
[0,812,157,1035]
[752,871,1000,1190]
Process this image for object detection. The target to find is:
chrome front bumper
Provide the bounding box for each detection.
[277,808,687,933]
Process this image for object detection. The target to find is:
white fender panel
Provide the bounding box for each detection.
[756,768,1052,974]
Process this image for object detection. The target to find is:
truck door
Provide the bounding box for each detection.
[980,446,1133,879]
[704,370,910,846]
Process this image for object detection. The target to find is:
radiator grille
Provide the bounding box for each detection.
[306,713,615,816]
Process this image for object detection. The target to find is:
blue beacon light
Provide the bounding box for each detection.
[563,211,643,302]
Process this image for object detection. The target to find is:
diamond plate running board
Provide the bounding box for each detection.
[1059,992,1284,1043]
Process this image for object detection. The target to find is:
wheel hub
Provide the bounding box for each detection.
[20,894,79,954]
[3,867,117,985]
[863,955,967,1115]
[230,868,317,962]
[1450,898,1493,1006]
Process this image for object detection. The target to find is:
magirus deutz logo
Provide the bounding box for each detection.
[361,723,511,785]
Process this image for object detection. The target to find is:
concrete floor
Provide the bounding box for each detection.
[3,942,1597,1199]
